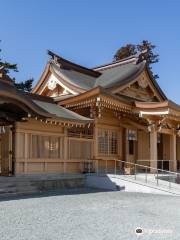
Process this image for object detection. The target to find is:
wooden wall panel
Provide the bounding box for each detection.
[16,163,24,173]
[46,163,64,173]
[15,133,25,159]
[14,118,95,174]
[137,130,150,165]
[26,163,44,173]
[68,139,93,160]
[66,162,81,173]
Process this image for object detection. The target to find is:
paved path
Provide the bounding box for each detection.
[0,189,180,240]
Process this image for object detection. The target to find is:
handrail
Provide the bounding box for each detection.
[84,159,180,176]
[117,160,180,176]
[137,159,174,162]
[84,159,180,192]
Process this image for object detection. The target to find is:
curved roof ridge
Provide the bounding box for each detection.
[48,50,101,78]
[50,63,85,91]
[93,55,138,71]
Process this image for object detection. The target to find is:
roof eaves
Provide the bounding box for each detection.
[32,62,51,94]
[25,92,55,103]
[59,86,103,106]
[33,100,93,124]
[0,82,53,118]
[146,66,167,101]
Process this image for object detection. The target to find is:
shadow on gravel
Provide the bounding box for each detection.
[0,187,113,202]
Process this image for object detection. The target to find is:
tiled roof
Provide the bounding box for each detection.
[52,63,96,90]
[33,100,92,122]
[0,79,92,123]
[94,61,145,88]
[33,51,167,101]
[51,59,145,90]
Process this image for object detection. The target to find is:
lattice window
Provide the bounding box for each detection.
[98,130,109,155]
[109,131,118,155]
[98,129,118,155]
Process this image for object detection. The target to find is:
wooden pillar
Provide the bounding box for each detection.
[93,121,99,173]
[150,130,157,171]
[24,133,29,173]
[64,128,68,173]
[1,126,12,176]
[170,133,177,172]
[122,128,127,161]
[177,137,180,171]
[94,120,98,159]
[14,131,18,175]
[11,126,16,175]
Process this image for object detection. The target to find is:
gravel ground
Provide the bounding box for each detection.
[0,189,180,240]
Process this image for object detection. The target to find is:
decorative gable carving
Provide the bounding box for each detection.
[42,85,71,98]
[47,78,57,91]
[137,76,148,89]
[115,72,160,102]
[40,74,73,98]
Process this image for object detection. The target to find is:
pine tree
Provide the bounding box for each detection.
[0,44,18,74]
[113,40,159,79]
[15,78,34,92]
[113,44,137,61]
[0,42,34,92]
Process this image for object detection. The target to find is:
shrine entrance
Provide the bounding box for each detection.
[0,100,30,176]
[157,133,170,171]
[0,126,13,176]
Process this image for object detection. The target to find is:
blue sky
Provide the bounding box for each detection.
[1,0,180,102]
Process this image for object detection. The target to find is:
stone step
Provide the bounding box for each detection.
[0,181,33,186]
[0,175,85,195]
[0,185,38,193]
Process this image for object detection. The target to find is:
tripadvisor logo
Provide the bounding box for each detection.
[135,227,143,236]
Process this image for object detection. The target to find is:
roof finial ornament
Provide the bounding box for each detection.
[0,66,5,78]
[136,49,148,64]
[0,66,5,70]
[0,66,5,77]
[48,50,61,67]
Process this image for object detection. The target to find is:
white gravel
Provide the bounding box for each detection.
[0,189,179,240]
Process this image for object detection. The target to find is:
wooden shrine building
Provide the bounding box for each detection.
[1,51,180,176]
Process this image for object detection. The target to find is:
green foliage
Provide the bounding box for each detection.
[0,42,34,92]
[15,78,34,92]
[0,47,18,74]
[113,44,137,61]
[113,40,159,79]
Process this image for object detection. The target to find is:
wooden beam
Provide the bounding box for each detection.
[121,118,147,131]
